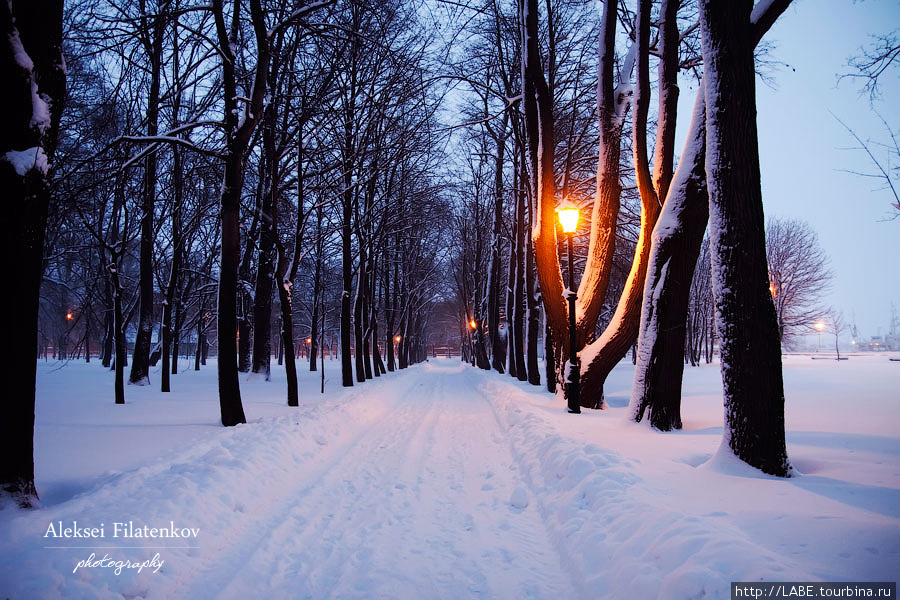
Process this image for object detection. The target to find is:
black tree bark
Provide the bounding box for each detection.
[699,0,790,476]
[1,0,65,506]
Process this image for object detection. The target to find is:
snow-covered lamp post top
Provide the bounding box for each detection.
[556,200,580,234]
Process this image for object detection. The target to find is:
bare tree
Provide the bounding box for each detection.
[838,24,900,219]
[826,306,847,360]
[766,217,833,348]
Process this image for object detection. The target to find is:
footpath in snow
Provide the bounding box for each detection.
[1,355,898,598]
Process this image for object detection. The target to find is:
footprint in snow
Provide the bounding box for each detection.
[510,486,529,509]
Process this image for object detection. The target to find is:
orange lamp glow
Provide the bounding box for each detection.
[469,319,477,330]
[556,200,580,234]
[306,337,312,344]
[395,335,401,343]
[66,312,73,320]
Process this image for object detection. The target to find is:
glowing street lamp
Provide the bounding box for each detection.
[469,319,477,330]
[556,199,581,414]
[66,312,73,321]
[306,337,312,345]
[395,335,401,343]
[814,320,825,352]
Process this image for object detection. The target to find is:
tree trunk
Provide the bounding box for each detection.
[251,107,278,381]
[629,92,708,430]
[488,115,508,374]
[218,151,248,425]
[628,0,792,432]
[161,140,184,391]
[513,162,527,382]
[700,0,790,476]
[525,178,540,386]
[129,2,165,386]
[580,0,662,408]
[1,0,65,506]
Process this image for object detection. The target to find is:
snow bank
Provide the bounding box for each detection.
[481,353,900,597]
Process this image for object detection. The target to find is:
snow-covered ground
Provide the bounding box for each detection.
[1,353,898,598]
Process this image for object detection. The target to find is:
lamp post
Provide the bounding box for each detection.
[557,200,580,414]
[815,320,825,352]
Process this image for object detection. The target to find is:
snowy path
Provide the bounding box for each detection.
[170,362,576,599]
[3,356,899,599]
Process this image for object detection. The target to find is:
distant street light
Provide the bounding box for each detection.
[395,335,401,343]
[306,337,312,345]
[557,199,581,414]
[469,319,477,330]
[66,312,73,321]
[815,320,825,351]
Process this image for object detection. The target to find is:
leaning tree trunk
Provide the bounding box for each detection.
[1,0,65,506]
[699,0,790,477]
[630,0,793,433]
[629,91,708,430]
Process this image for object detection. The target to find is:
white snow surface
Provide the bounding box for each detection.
[1,354,898,598]
[3,146,49,176]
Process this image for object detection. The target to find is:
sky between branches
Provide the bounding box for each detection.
[674,0,899,338]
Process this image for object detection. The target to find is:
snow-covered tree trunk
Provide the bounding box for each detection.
[573,0,624,348]
[1,0,66,506]
[629,90,708,430]
[521,0,570,394]
[580,0,664,408]
[700,0,790,476]
[629,0,794,432]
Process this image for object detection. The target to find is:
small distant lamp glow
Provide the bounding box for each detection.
[395,335,401,343]
[851,340,856,345]
[66,312,73,320]
[769,283,776,297]
[814,321,825,332]
[556,200,580,234]
[469,319,477,330]
[306,337,312,344]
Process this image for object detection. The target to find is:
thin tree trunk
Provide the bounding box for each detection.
[129,0,166,386]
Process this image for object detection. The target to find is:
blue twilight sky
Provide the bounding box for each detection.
[674,0,900,338]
